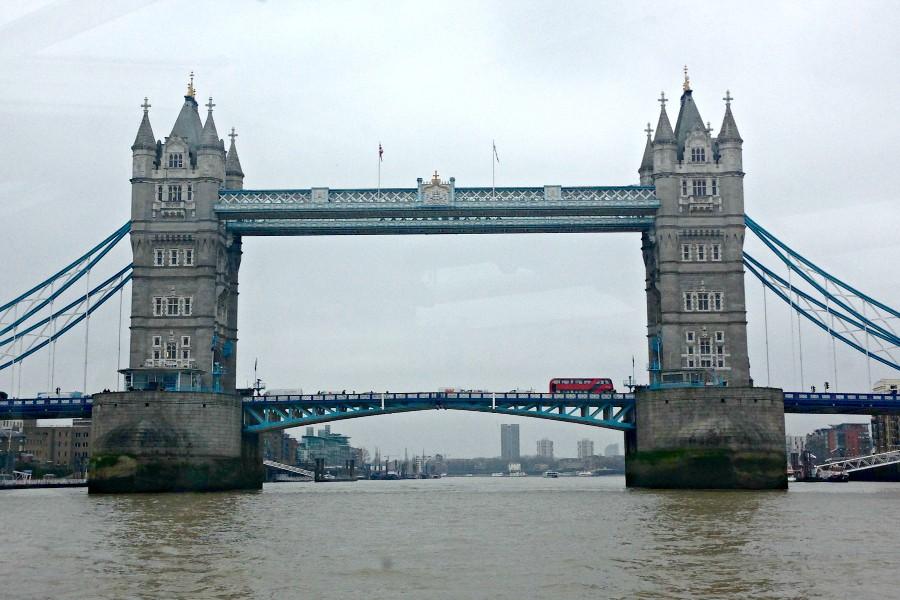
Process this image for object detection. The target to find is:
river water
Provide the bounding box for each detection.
[2,477,898,599]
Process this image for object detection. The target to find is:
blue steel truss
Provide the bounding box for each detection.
[241,391,636,433]
[215,185,659,235]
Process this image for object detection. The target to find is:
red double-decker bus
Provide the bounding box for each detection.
[549,378,615,393]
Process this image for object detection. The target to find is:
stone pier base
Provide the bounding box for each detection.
[88,391,263,493]
[625,387,787,490]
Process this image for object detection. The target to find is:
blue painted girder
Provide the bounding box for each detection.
[783,391,900,414]
[241,391,636,433]
[0,396,93,419]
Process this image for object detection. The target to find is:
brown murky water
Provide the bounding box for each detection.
[2,477,898,599]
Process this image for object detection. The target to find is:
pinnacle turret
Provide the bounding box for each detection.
[639,122,654,172]
[199,97,222,149]
[717,91,742,143]
[132,97,156,151]
[225,127,244,177]
[653,92,676,144]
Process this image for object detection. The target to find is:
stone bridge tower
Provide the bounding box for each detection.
[124,78,242,394]
[628,74,786,490]
[89,79,259,493]
[639,75,750,387]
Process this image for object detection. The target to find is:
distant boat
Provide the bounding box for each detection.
[508,471,527,477]
[491,472,505,477]
[576,471,593,477]
[543,470,559,478]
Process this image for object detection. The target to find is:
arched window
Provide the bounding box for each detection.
[691,147,706,162]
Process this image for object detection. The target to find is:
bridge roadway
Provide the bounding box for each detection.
[2,391,899,429]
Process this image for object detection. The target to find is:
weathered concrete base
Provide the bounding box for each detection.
[89,391,263,493]
[625,387,787,490]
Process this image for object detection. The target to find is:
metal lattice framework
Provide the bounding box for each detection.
[744,216,900,372]
[242,391,636,433]
[819,450,900,473]
[215,185,659,234]
[0,223,132,377]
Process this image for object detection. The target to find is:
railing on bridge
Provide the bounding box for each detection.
[262,460,314,479]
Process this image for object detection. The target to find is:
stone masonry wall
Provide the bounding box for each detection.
[626,387,787,489]
[89,391,261,492]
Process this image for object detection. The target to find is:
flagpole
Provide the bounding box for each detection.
[491,139,495,198]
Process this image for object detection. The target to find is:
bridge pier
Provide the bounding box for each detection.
[625,387,787,490]
[88,392,263,493]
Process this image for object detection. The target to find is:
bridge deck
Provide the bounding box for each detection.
[2,390,898,422]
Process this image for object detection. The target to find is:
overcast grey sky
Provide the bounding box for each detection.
[1,0,898,457]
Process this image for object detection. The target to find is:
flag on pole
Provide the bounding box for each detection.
[492,140,499,163]
[379,143,383,162]
[254,358,258,371]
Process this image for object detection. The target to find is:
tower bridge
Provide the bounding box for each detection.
[2,73,897,493]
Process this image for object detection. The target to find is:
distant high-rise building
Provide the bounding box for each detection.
[577,439,594,459]
[871,379,900,453]
[500,424,520,461]
[536,438,554,459]
[604,443,620,457]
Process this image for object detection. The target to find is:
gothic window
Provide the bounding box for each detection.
[151,348,162,361]
[691,147,706,162]
[683,291,724,312]
[154,249,164,267]
[169,249,180,266]
[153,297,163,316]
[156,186,163,202]
[681,244,692,261]
[166,297,179,316]
[695,244,706,261]
[181,348,191,360]
[181,336,191,347]
[167,153,184,168]
[697,292,710,312]
[184,249,194,266]
[715,331,725,343]
[685,330,695,343]
[711,179,718,196]
[152,335,161,347]
[681,180,688,196]
[167,185,182,202]
[165,342,177,360]
[686,346,696,368]
[711,244,721,261]
[186,184,193,202]
[182,297,193,316]
[692,179,707,196]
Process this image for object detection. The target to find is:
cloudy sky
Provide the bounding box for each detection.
[1,1,898,458]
